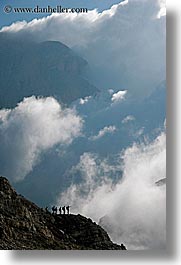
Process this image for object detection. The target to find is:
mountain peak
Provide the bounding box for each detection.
[0,177,126,250]
[0,37,98,108]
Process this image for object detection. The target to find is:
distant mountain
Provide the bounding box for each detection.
[0,34,98,108]
[0,176,126,250]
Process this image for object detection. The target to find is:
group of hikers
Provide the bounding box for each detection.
[45,205,71,215]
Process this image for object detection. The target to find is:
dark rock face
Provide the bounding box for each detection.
[0,177,126,250]
[0,35,98,108]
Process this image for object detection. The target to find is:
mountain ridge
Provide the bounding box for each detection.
[0,176,126,250]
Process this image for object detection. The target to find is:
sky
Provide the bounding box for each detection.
[0,0,122,27]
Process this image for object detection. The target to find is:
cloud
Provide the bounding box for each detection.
[90,125,117,140]
[122,115,135,123]
[0,0,166,99]
[157,0,166,18]
[0,1,126,35]
[111,90,127,103]
[0,96,83,182]
[58,152,122,203]
[57,130,166,249]
[79,96,92,105]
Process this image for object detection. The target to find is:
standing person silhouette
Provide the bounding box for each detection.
[52,206,55,214]
[66,205,71,214]
[59,206,62,215]
[62,206,66,214]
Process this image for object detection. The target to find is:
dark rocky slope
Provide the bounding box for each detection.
[0,176,126,250]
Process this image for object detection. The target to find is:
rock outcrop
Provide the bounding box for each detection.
[0,176,126,250]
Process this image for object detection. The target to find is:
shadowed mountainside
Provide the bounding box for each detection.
[0,34,98,108]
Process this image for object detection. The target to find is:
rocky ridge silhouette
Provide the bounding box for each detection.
[0,176,126,250]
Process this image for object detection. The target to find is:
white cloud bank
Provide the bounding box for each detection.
[0,96,83,182]
[57,131,166,250]
[0,0,166,99]
[90,125,117,141]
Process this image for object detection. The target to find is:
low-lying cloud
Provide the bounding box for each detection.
[57,130,166,250]
[0,96,83,182]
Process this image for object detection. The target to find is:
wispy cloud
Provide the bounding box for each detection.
[79,96,92,105]
[122,115,135,124]
[90,125,116,140]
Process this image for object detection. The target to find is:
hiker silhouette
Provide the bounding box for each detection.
[59,206,62,215]
[52,206,57,215]
[62,206,66,214]
[51,206,55,214]
[66,205,71,214]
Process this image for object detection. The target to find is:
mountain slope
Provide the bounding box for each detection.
[0,176,126,250]
[0,34,98,108]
